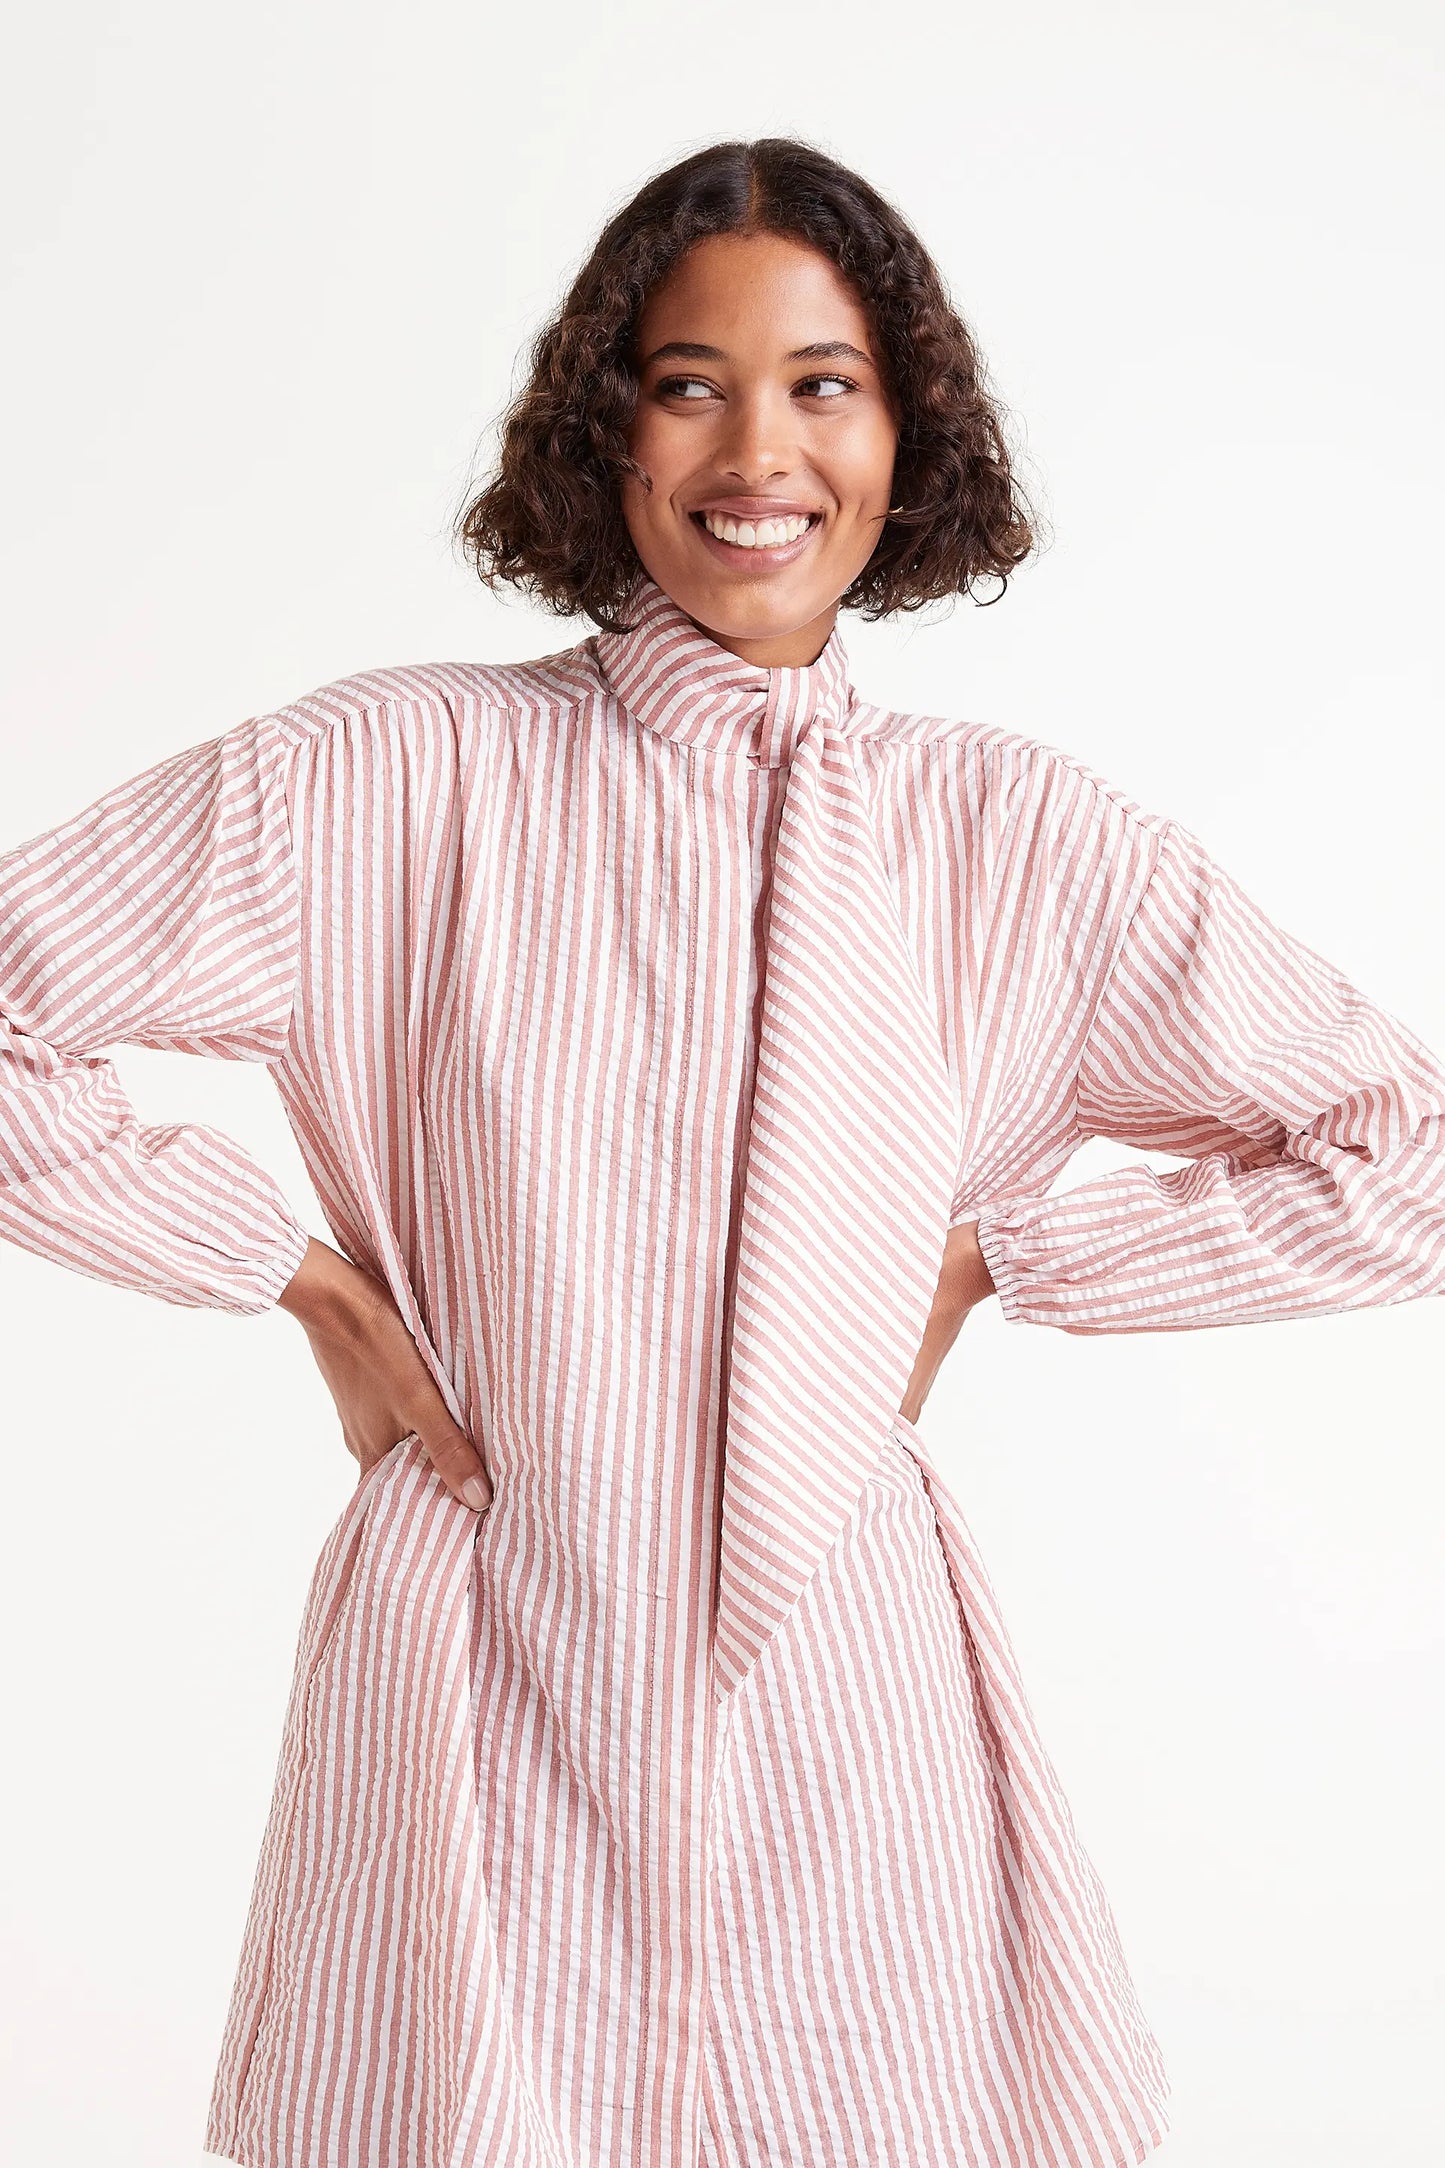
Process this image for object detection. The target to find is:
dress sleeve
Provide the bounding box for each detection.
[973,814,1445,1332]
[0,714,313,1312]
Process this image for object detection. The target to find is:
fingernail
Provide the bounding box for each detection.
[462,1477,491,1513]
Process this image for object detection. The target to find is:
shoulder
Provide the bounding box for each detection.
[258,639,602,765]
[857,698,1174,858]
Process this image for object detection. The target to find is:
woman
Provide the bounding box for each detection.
[3,138,1442,2168]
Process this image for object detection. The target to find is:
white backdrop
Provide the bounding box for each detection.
[1,3,1440,2163]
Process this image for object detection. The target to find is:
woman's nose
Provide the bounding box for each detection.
[716,391,796,484]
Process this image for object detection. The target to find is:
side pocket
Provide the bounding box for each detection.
[891,1406,926,1447]
[297,1438,410,1693]
[887,1408,959,1514]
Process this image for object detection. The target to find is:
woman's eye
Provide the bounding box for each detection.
[652,372,859,402]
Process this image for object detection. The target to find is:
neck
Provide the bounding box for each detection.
[685,601,840,670]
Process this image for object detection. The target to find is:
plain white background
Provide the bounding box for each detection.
[1,3,1440,2162]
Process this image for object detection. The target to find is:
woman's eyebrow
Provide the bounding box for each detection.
[638,338,875,368]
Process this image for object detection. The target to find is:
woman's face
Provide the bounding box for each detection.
[622,232,899,666]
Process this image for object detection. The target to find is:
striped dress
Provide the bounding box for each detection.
[4,572,1443,2168]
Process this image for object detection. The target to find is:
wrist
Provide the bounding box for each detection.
[277,1238,386,1338]
[942,1219,996,1309]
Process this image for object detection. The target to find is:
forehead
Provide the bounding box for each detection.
[635,233,875,355]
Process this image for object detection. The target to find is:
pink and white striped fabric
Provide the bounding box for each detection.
[4,571,1444,2168]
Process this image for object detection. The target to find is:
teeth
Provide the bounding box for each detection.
[701,511,814,548]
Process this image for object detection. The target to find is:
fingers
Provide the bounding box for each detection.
[419,1419,493,1515]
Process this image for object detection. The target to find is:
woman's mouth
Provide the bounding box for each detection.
[691,509,820,565]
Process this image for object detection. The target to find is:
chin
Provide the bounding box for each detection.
[693,592,813,644]
[663,565,841,646]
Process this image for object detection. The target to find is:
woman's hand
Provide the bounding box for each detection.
[277,1238,493,1513]
[898,1218,996,1426]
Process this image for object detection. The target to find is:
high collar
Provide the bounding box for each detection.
[592,572,856,768]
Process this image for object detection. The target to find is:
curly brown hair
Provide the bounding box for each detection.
[454,137,1043,633]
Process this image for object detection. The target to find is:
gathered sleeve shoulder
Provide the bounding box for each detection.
[973,808,1445,1331]
[0,711,313,1311]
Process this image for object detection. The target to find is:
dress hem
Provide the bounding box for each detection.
[203,2106,1173,2168]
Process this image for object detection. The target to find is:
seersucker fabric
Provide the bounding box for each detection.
[3,570,1444,2168]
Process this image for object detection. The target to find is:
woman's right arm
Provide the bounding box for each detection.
[0,711,492,1508]
[0,714,311,1308]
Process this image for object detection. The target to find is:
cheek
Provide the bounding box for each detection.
[624,410,685,500]
[825,415,897,515]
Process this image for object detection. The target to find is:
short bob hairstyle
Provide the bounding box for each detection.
[455,138,1041,634]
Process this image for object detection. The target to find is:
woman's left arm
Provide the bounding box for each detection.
[973,815,1445,1332]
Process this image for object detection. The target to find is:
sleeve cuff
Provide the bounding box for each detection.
[971,1203,1042,1324]
[243,1211,312,1313]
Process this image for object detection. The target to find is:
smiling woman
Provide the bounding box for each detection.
[6,131,1443,2168]
[622,232,901,659]
[458,134,1037,647]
